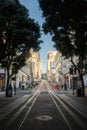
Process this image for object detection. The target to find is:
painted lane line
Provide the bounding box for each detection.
[49,90,87,129]
[2,91,40,129]
[48,91,72,130]
[18,91,40,130]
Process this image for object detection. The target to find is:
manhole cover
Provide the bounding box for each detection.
[36,115,52,121]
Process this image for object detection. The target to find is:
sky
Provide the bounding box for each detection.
[19,0,56,73]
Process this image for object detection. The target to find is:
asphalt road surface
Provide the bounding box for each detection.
[0,80,87,130]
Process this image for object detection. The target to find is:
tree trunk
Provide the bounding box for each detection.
[14,73,16,95]
[79,74,85,97]
[71,56,85,97]
[79,57,85,97]
[5,67,10,97]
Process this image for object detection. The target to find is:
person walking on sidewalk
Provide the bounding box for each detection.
[64,82,67,90]
[8,84,13,97]
[14,85,16,95]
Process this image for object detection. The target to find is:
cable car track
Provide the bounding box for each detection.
[0,81,87,130]
[48,89,87,130]
[1,90,40,130]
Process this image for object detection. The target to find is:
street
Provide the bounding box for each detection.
[0,81,87,130]
[0,1,87,130]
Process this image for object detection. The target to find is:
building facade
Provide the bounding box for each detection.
[0,49,42,91]
[28,49,42,82]
[46,51,57,82]
[46,50,82,91]
[54,51,63,84]
[0,68,6,91]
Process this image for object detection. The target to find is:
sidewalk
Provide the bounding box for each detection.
[54,87,87,107]
[0,87,87,110]
[0,87,35,109]
[0,91,25,109]
[66,87,87,96]
[66,89,87,106]
[55,87,87,96]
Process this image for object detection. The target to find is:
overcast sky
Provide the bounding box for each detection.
[19,0,56,73]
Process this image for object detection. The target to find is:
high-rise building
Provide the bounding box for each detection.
[29,49,42,82]
[12,48,42,89]
[47,51,57,81]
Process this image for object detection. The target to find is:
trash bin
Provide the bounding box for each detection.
[77,88,81,96]
[8,85,12,97]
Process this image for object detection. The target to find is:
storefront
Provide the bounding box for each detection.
[0,73,5,91]
[83,74,87,92]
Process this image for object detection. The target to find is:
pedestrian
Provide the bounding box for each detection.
[9,84,12,97]
[64,82,67,90]
[14,85,16,95]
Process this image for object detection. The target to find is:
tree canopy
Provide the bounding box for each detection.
[0,0,42,96]
[38,0,87,96]
[38,0,87,58]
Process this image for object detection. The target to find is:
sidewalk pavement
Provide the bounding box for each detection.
[0,88,87,110]
[61,88,87,106]
[53,87,87,107]
[0,91,26,109]
[0,88,33,109]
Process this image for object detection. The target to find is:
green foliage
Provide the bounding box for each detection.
[0,0,41,72]
[0,0,42,96]
[38,0,87,96]
[38,0,87,59]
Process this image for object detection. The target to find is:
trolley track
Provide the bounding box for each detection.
[49,89,87,130]
[1,90,40,130]
[56,94,87,124]
[1,81,87,130]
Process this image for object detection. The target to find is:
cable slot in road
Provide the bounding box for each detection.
[1,90,40,130]
[49,89,87,130]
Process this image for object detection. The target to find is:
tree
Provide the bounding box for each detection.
[38,0,87,96]
[0,0,42,97]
